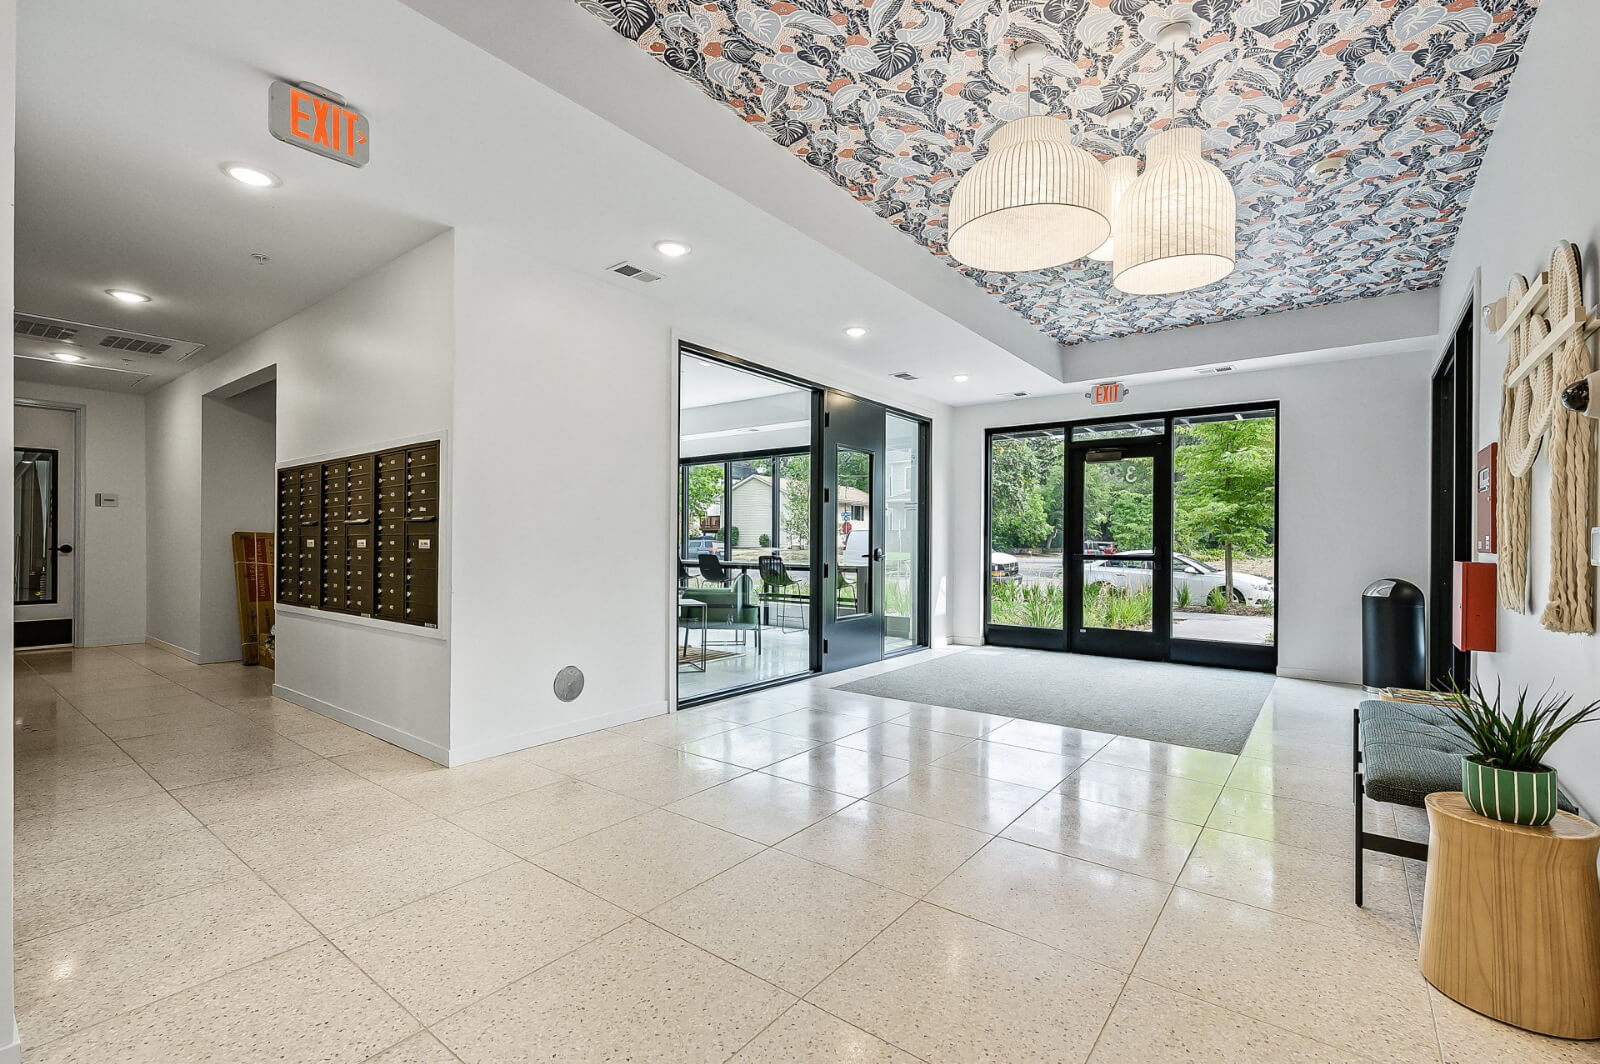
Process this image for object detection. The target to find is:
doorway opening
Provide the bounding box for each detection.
[14,403,79,649]
[986,403,1278,672]
[1428,302,1474,689]
[676,345,931,705]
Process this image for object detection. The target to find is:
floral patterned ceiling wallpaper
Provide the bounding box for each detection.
[576,0,1540,347]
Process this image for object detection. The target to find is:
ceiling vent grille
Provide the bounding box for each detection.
[891,371,919,381]
[99,334,172,355]
[996,391,1029,397]
[605,261,662,283]
[14,316,79,342]
[100,334,172,356]
[11,313,203,362]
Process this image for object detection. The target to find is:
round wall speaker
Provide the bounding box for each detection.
[553,665,585,703]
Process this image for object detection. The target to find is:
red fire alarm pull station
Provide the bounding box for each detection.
[1475,443,1497,553]
[1454,561,1497,653]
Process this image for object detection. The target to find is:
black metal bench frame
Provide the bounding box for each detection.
[1352,705,1429,907]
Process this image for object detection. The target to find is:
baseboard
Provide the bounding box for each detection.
[82,633,152,649]
[1275,665,1358,684]
[146,636,200,663]
[0,1017,21,1064]
[950,634,984,646]
[445,698,671,767]
[272,683,451,765]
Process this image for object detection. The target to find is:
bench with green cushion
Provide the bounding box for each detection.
[1352,699,1577,906]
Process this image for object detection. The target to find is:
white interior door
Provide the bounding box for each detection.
[14,405,77,647]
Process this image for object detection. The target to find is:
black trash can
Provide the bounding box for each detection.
[1362,579,1426,691]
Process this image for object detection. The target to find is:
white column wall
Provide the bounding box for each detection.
[446,231,953,763]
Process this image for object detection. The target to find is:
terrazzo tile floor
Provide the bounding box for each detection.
[11,643,1595,1062]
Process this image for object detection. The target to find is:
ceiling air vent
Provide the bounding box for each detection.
[12,313,204,362]
[100,334,172,356]
[605,261,662,284]
[14,316,79,342]
[996,391,1029,398]
[891,371,919,381]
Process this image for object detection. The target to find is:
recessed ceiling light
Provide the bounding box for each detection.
[51,351,84,363]
[953,374,970,383]
[843,326,869,339]
[222,163,280,188]
[654,240,691,258]
[105,289,150,304]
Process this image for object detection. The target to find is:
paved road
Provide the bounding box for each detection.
[1172,611,1274,645]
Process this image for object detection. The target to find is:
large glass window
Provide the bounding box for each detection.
[834,446,872,619]
[680,461,726,561]
[728,458,774,564]
[986,428,1065,629]
[884,413,921,652]
[14,448,58,604]
[1171,409,1277,648]
[776,453,811,565]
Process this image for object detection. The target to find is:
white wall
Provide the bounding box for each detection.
[197,382,275,662]
[446,230,953,763]
[13,382,147,647]
[1440,1,1600,815]
[145,232,455,757]
[2,0,20,1055]
[948,352,1434,683]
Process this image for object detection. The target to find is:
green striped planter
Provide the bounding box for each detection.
[1461,757,1559,826]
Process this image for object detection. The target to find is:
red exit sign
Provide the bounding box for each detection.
[269,81,370,167]
[1091,382,1126,405]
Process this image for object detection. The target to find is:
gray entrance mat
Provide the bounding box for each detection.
[838,648,1275,755]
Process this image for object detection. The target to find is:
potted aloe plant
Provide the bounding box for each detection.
[1436,682,1600,826]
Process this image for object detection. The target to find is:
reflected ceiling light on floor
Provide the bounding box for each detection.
[222,163,280,188]
[1112,22,1236,296]
[50,351,84,363]
[843,325,869,339]
[953,374,970,383]
[105,289,151,303]
[946,44,1109,272]
[654,240,691,258]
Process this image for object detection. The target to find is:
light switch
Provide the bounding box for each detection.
[94,492,119,508]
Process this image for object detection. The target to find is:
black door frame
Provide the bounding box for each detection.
[1428,302,1474,689]
[676,342,932,708]
[1067,436,1172,662]
[984,401,1280,673]
[819,390,887,672]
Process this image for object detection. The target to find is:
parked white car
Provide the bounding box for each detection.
[990,551,1020,582]
[1083,551,1274,607]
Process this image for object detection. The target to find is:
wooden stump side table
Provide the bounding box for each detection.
[1420,791,1600,1039]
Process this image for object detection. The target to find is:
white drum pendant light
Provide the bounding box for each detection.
[947,44,1109,272]
[1112,127,1235,294]
[1112,21,1236,295]
[1088,155,1139,263]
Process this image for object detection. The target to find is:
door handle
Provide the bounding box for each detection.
[55,544,73,555]
[871,547,884,561]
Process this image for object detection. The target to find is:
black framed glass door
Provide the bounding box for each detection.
[1068,438,1171,661]
[821,390,886,672]
[985,403,1278,673]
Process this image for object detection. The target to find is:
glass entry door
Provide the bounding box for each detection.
[1067,438,1171,661]
[821,391,886,672]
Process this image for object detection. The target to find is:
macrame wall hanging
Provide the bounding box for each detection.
[1489,241,1600,633]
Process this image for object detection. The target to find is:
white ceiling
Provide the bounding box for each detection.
[14,2,446,393]
[680,356,800,409]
